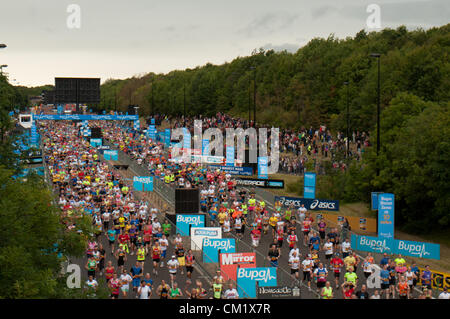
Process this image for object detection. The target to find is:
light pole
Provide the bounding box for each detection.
[370,53,381,176]
[151,77,155,116]
[249,66,256,127]
[183,78,186,124]
[344,81,350,158]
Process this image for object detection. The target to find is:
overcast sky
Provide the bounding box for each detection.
[0,0,448,87]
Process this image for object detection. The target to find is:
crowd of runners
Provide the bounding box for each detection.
[38,116,445,299]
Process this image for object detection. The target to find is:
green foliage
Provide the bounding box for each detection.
[0,168,90,298]
[97,24,449,132]
[316,94,450,234]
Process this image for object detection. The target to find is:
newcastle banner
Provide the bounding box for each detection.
[257,286,301,299]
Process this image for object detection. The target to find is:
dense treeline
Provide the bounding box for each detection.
[98,24,449,133]
[97,24,450,234]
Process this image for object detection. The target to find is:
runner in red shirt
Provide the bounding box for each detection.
[330,253,344,288]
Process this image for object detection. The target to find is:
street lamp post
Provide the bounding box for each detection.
[249,66,256,127]
[183,79,186,123]
[151,77,155,116]
[344,81,350,158]
[370,53,381,176]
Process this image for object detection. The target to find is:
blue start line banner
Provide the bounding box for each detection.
[33,114,139,121]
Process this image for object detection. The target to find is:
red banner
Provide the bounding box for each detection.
[220,252,256,281]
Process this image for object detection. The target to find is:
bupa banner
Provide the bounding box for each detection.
[209,165,253,176]
[190,227,222,251]
[175,214,205,236]
[202,238,236,263]
[103,150,118,161]
[234,177,285,189]
[351,235,440,260]
[33,114,139,121]
[378,193,395,239]
[258,156,268,179]
[220,252,256,281]
[394,238,440,260]
[132,176,153,192]
[275,196,339,211]
[351,234,394,255]
[90,138,102,148]
[237,267,277,299]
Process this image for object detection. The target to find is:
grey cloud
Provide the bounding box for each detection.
[311,5,337,19]
[237,12,300,37]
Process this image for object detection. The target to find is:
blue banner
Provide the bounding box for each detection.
[133,176,153,192]
[30,122,38,145]
[351,234,394,254]
[258,156,268,179]
[237,267,277,298]
[351,235,440,260]
[202,139,209,156]
[378,193,395,239]
[133,120,140,131]
[147,125,157,140]
[176,214,205,236]
[90,138,102,148]
[202,238,236,263]
[304,172,316,187]
[275,195,339,211]
[394,238,440,260]
[164,129,171,147]
[33,114,139,121]
[183,128,191,149]
[303,187,315,199]
[209,165,253,176]
[304,172,316,199]
[226,146,235,166]
[371,192,382,210]
[103,150,118,161]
